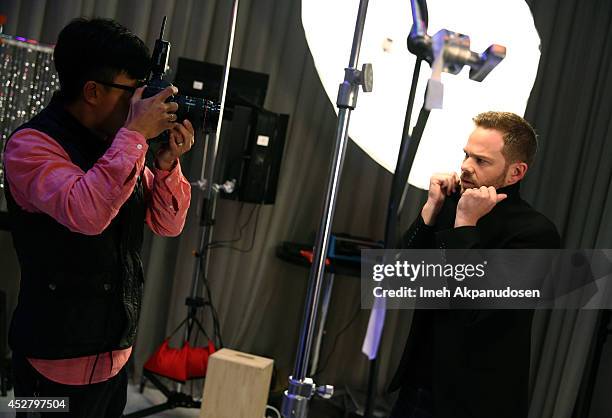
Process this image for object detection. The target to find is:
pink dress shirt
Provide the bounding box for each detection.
[4,127,191,385]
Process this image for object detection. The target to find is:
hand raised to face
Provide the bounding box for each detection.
[454,186,507,227]
[421,172,460,225]
[124,85,179,139]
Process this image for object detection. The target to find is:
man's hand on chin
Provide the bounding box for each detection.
[455,186,507,227]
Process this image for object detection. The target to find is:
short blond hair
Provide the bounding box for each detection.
[473,111,537,166]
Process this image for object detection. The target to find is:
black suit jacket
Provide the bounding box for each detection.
[388,182,561,418]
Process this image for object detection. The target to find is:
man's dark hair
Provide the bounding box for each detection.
[53,18,150,101]
[473,111,538,167]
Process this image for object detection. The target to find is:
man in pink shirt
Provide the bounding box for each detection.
[5,18,193,417]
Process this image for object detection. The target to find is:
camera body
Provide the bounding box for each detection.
[143,17,220,142]
[142,78,219,134]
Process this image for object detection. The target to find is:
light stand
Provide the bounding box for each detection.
[124,3,239,417]
[182,0,241,362]
[178,0,240,396]
[363,1,506,417]
[280,0,373,416]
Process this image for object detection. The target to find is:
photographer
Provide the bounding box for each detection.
[3,18,194,417]
[388,112,561,418]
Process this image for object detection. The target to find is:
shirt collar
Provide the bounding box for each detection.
[497,181,521,200]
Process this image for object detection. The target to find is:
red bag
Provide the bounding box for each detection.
[187,341,216,378]
[143,339,215,382]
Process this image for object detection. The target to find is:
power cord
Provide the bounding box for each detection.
[205,202,256,248]
[194,202,264,351]
[207,204,262,253]
[265,405,281,418]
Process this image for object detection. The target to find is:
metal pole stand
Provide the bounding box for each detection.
[309,272,335,376]
[177,0,240,392]
[281,0,373,417]
[281,0,372,418]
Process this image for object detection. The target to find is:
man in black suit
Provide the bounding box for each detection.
[388,111,561,418]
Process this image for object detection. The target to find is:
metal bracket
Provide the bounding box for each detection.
[212,179,236,194]
[281,377,334,417]
[336,63,374,110]
[190,179,208,192]
[190,178,236,195]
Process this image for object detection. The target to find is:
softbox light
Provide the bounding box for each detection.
[302,0,541,190]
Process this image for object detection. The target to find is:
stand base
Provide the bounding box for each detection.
[122,369,202,418]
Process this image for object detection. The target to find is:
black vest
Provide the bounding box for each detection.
[5,95,146,359]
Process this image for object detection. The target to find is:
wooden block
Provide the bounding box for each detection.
[200,348,274,418]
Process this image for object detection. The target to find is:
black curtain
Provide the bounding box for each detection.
[524,0,612,246]
[522,1,612,417]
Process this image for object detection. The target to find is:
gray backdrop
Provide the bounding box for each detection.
[1,1,611,417]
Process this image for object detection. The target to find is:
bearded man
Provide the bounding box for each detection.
[388,111,561,418]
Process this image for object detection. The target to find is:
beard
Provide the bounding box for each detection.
[460,166,508,193]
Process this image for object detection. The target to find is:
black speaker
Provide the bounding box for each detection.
[173,58,269,109]
[172,58,288,205]
[218,106,288,204]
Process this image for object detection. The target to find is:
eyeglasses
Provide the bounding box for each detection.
[95,80,146,93]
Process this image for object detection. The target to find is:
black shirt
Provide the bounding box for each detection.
[389,182,561,418]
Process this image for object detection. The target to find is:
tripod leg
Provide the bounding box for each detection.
[139,373,146,394]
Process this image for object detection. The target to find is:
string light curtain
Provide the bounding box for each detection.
[0,35,58,193]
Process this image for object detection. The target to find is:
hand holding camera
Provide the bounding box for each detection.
[124,85,180,139]
[155,119,195,171]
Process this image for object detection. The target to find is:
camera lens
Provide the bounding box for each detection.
[174,95,219,133]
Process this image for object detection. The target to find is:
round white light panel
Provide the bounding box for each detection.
[302,0,541,189]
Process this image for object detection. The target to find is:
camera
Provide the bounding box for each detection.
[142,17,220,141]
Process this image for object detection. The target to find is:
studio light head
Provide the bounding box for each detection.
[143,17,220,141]
[408,0,506,82]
